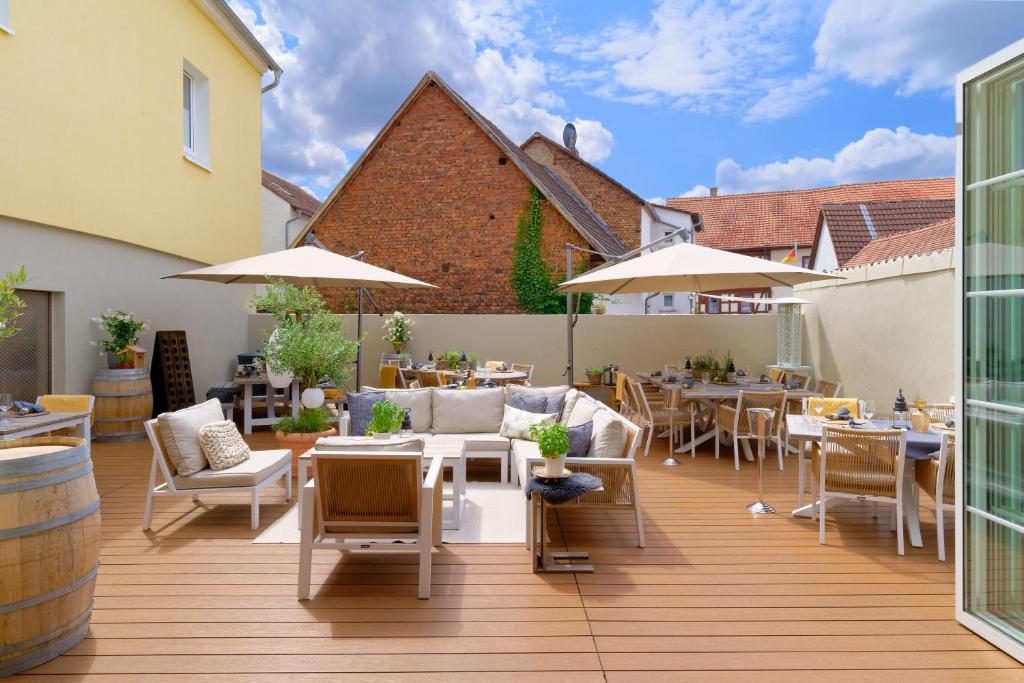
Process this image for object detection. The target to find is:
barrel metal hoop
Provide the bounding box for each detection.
[0,563,99,615]
[0,605,92,671]
[0,498,100,540]
[93,390,152,397]
[0,443,91,479]
[0,461,93,494]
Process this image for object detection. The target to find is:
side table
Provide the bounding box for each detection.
[527,471,603,573]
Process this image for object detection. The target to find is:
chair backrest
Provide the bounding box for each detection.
[378,365,400,389]
[768,368,786,384]
[415,369,443,387]
[144,418,180,489]
[664,365,684,377]
[627,377,654,423]
[511,363,533,380]
[312,449,424,533]
[787,373,810,390]
[408,380,422,389]
[614,371,629,405]
[937,431,955,505]
[484,360,505,370]
[806,397,860,419]
[815,378,842,397]
[819,425,905,498]
[37,394,96,424]
[924,403,955,423]
[735,390,787,435]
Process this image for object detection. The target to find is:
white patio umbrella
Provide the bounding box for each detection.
[166,245,437,388]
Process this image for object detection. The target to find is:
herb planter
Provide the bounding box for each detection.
[544,454,567,477]
[586,372,603,385]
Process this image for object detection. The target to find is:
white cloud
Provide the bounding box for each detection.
[814,0,1024,95]
[744,72,830,122]
[564,0,808,112]
[683,126,953,195]
[230,0,614,195]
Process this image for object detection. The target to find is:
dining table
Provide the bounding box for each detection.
[640,373,822,454]
[785,414,945,549]
[0,411,92,441]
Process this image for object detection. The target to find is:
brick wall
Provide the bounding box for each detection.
[523,137,642,250]
[312,84,591,313]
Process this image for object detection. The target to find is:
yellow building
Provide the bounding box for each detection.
[0,0,280,397]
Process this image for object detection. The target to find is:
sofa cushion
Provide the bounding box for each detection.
[157,398,223,476]
[568,421,593,458]
[591,409,628,458]
[508,391,565,416]
[506,384,569,399]
[432,387,504,433]
[383,388,432,432]
[566,393,602,427]
[511,438,543,485]
[197,420,250,471]
[172,449,290,489]
[500,404,556,440]
[346,391,385,436]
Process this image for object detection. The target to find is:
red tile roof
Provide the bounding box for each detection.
[816,198,954,267]
[262,170,321,216]
[666,177,953,251]
[841,216,954,269]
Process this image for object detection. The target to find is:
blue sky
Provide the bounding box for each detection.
[233,1,1024,201]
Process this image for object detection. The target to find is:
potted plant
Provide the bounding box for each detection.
[585,366,604,385]
[95,310,147,368]
[382,311,414,358]
[364,400,405,438]
[529,421,570,477]
[251,280,360,465]
[692,351,718,382]
[437,350,462,371]
[0,266,27,345]
[249,279,324,389]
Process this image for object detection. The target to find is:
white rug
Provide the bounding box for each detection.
[253,482,525,545]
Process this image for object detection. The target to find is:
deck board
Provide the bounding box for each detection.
[15,431,1022,679]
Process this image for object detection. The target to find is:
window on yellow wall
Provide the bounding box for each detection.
[0,0,13,35]
[183,60,210,170]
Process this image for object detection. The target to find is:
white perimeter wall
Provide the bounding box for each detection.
[4,217,255,396]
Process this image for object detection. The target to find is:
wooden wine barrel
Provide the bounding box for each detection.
[0,437,100,676]
[92,368,153,442]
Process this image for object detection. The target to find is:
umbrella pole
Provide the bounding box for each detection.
[566,245,574,384]
[356,287,363,390]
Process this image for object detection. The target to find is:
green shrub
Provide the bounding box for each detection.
[529,421,569,458]
[274,407,330,435]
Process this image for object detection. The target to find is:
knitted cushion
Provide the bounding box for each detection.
[197,420,251,471]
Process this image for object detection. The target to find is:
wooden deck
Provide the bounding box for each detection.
[17,432,1024,681]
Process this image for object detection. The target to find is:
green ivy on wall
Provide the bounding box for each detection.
[510,187,593,314]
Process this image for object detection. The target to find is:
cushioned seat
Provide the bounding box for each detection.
[511,438,542,485]
[173,449,291,489]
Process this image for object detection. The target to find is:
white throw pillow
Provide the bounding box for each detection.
[432,387,504,433]
[383,388,433,432]
[499,404,556,440]
[560,388,582,425]
[590,409,628,458]
[157,398,224,476]
[566,394,602,427]
[197,420,250,470]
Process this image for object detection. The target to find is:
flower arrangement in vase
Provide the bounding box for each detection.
[382,311,414,354]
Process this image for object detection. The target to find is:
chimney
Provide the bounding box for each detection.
[562,122,578,156]
[710,186,718,197]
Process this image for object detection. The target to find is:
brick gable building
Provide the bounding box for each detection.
[293,72,636,314]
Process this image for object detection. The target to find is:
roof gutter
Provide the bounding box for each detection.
[261,66,282,94]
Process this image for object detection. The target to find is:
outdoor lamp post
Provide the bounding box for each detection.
[746,407,776,515]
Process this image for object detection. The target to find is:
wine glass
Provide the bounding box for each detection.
[862,400,876,425]
[0,393,12,425]
[811,399,825,421]
[701,375,710,392]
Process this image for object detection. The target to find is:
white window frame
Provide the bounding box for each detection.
[182,59,211,171]
[0,0,14,35]
[955,34,1024,666]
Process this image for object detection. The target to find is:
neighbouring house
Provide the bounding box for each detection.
[261,170,321,253]
[810,199,954,271]
[839,216,955,270]
[292,71,699,314]
[0,0,280,398]
[668,178,953,311]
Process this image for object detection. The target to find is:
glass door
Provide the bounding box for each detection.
[959,40,1024,663]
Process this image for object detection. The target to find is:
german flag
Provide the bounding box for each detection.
[781,241,797,264]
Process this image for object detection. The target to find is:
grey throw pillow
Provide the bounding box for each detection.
[544,393,566,416]
[346,391,384,436]
[509,392,548,414]
[567,421,593,458]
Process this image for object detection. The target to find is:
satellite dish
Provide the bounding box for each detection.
[562,122,577,152]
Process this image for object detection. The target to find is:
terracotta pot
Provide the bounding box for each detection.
[274,427,338,475]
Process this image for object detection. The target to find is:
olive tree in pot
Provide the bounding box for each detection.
[529,421,570,477]
[251,280,360,469]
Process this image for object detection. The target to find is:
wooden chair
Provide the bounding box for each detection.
[915,431,955,560]
[923,403,955,424]
[715,390,787,471]
[815,378,842,398]
[510,363,534,385]
[628,377,694,458]
[794,398,860,509]
[815,425,907,555]
[142,419,291,530]
[378,365,401,389]
[298,441,442,600]
[415,369,444,388]
[484,360,506,370]
[787,373,810,390]
[36,394,94,440]
[614,371,630,415]
[768,368,786,384]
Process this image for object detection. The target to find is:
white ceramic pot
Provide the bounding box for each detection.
[301,387,325,409]
[544,454,566,477]
[265,329,293,389]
